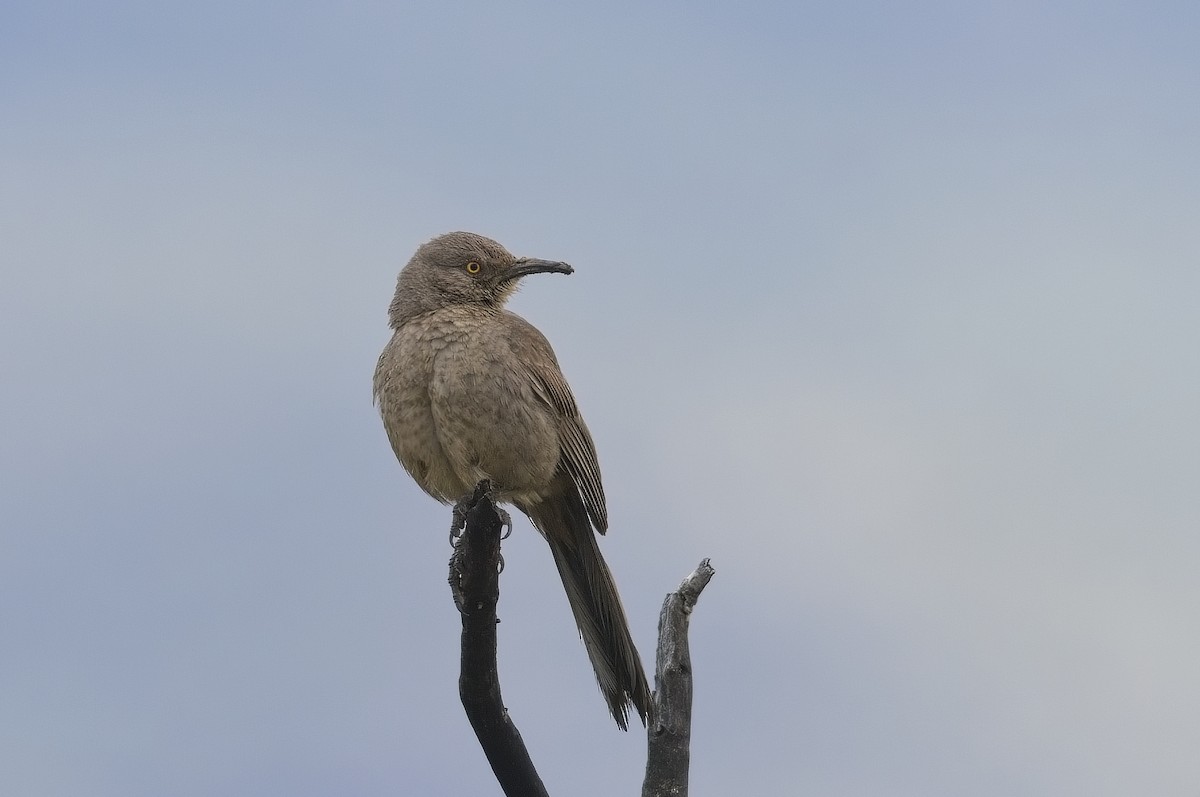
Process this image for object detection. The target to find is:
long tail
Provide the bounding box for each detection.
[520,485,652,730]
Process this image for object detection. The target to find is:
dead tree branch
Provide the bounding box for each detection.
[642,559,716,797]
[447,480,715,797]
[448,481,549,797]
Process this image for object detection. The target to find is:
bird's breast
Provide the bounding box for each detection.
[378,311,561,505]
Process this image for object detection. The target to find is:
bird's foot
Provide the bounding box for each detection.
[450,481,512,546]
[450,501,468,546]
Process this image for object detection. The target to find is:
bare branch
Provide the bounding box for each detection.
[642,559,716,797]
[449,481,549,797]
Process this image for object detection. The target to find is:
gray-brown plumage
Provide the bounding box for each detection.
[373,231,652,729]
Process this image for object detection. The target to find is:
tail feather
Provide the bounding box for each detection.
[520,484,652,730]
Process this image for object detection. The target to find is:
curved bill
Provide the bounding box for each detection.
[507,258,574,279]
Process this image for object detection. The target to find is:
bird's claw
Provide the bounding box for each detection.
[449,502,468,546]
[451,484,511,545]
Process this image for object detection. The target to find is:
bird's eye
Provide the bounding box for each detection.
[465,261,481,274]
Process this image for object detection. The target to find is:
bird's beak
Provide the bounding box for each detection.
[506,258,574,280]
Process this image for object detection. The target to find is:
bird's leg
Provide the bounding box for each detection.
[480,499,512,551]
[491,503,510,571]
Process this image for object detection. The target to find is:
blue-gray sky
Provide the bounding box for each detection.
[3,2,1198,795]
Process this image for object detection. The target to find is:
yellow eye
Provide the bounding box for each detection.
[465,261,481,274]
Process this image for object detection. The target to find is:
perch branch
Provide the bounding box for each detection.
[448,480,549,797]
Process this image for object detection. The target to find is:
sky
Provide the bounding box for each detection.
[3,1,1199,795]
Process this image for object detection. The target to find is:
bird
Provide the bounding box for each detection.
[373,231,652,729]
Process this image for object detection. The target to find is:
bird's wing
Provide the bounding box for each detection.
[504,312,609,533]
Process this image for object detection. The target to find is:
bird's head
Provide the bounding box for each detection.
[388,231,573,327]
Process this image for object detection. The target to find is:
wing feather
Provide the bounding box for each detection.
[504,312,609,532]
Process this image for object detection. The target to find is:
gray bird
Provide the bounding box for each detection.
[373,231,652,729]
